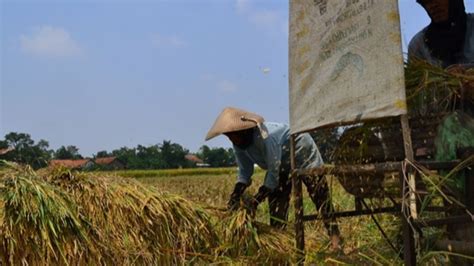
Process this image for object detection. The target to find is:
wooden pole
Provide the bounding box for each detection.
[401,115,418,219]
[291,134,305,264]
[400,169,416,266]
[400,115,417,266]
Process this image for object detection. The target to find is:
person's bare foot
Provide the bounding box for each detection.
[330,234,342,251]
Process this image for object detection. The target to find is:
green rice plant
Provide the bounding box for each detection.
[105,167,238,178]
[103,166,265,179]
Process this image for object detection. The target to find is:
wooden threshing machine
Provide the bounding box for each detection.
[288,1,474,265]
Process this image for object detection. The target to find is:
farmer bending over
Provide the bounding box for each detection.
[408,0,473,67]
[205,107,341,249]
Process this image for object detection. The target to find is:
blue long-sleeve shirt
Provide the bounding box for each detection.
[233,122,323,190]
[408,14,474,67]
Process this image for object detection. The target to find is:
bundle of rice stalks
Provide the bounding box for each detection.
[1,164,302,264]
[0,164,222,265]
[42,167,219,264]
[0,162,94,265]
[217,208,296,264]
[405,59,474,115]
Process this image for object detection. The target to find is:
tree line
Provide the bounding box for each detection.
[0,129,340,170]
[0,132,236,170]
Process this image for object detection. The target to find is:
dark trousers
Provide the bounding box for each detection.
[268,170,340,236]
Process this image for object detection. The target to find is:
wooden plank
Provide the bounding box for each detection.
[295,160,460,176]
[434,240,474,256]
[291,135,305,264]
[296,162,402,176]
[303,206,399,220]
[399,169,416,266]
[415,215,473,228]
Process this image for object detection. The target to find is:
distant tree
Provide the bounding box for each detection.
[226,148,236,165]
[197,145,235,167]
[0,132,52,169]
[54,145,83,160]
[136,144,162,169]
[111,147,137,168]
[159,140,191,169]
[95,150,110,158]
[97,142,237,170]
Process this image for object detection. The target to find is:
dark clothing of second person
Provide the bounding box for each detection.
[408,0,473,67]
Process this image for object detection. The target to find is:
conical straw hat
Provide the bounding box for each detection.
[205,107,264,141]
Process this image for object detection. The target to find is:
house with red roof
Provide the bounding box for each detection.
[49,159,96,170]
[94,156,125,170]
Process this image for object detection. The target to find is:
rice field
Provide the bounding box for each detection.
[110,168,404,264]
[0,162,471,265]
[110,167,474,265]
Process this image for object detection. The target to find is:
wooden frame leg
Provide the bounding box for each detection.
[291,135,305,264]
[400,170,416,266]
[293,173,305,259]
[355,196,363,211]
[402,215,416,265]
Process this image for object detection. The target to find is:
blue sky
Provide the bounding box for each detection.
[1,0,473,156]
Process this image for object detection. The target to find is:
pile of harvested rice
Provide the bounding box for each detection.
[218,208,296,263]
[405,59,474,115]
[0,162,296,265]
[330,60,474,198]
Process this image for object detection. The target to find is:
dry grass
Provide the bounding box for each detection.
[140,168,405,265]
[0,162,299,265]
[3,163,470,265]
[405,59,474,114]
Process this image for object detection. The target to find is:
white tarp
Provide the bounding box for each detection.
[289,0,407,134]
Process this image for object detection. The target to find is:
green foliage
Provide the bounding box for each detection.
[111,146,137,167]
[54,145,83,160]
[95,150,110,158]
[0,132,52,169]
[111,141,192,169]
[106,167,244,179]
[0,132,234,170]
[158,140,191,169]
[197,145,235,167]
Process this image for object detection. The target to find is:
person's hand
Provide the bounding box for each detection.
[227,196,240,211]
[226,182,248,212]
[247,186,272,216]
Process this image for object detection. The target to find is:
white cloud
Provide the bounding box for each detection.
[250,10,280,29]
[217,80,238,92]
[20,26,82,57]
[200,74,238,93]
[235,0,285,33]
[151,33,186,48]
[236,0,250,13]
[199,73,215,81]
